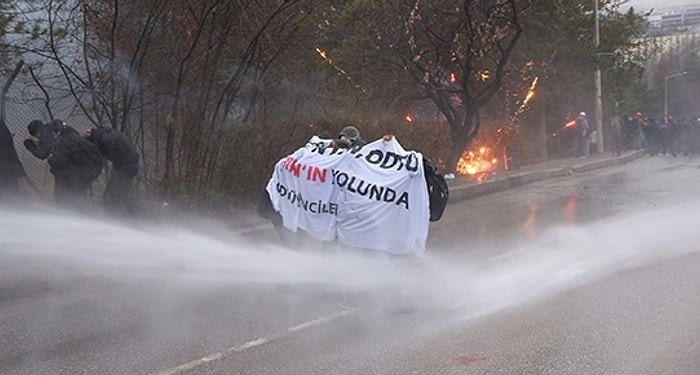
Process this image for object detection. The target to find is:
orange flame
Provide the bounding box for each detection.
[522,76,538,106]
[511,76,539,123]
[455,146,499,182]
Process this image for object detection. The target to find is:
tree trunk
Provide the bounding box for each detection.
[445,109,480,174]
[162,115,175,199]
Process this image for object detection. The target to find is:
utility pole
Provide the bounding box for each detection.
[664,71,688,121]
[593,0,604,153]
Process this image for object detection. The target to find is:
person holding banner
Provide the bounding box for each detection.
[264,132,431,256]
[259,126,367,250]
[258,131,337,250]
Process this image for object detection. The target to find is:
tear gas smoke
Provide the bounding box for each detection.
[2,201,699,318]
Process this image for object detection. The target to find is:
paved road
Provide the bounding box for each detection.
[1,154,699,374]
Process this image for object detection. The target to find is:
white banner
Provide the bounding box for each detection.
[266,136,429,255]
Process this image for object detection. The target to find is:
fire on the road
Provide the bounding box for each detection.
[455,146,499,182]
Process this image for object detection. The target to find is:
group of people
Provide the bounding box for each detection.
[547,111,597,159]
[0,118,140,215]
[607,113,646,154]
[550,111,700,159]
[259,125,449,251]
[613,114,700,158]
[603,113,700,157]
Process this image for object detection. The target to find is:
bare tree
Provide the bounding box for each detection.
[27,0,318,202]
[327,0,531,173]
[396,0,531,172]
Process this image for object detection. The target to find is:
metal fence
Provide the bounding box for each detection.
[2,60,107,204]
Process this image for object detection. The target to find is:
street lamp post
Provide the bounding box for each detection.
[593,0,604,153]
[664,71,688,121]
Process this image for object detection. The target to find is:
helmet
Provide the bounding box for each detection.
[27,120,46,136]
[46,119,66,133]
[339,125,360,142]
[579,112,586,117]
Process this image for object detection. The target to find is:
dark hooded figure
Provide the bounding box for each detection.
[84,126,139,216]
[44,119,102,211]
[335,125,366,149]
[0,120,26,198]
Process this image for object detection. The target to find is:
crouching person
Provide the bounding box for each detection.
[84,126,140,216]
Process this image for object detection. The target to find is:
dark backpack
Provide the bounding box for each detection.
[257,189,276,220]
[79,139,104,183]
[423,158,449,222]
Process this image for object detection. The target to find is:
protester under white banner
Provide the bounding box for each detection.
[265,135,430,256]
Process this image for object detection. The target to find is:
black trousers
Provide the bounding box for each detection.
[54,178,89,212]
[104,163,138,216]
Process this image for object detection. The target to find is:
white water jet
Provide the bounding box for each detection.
[2,201,699,318]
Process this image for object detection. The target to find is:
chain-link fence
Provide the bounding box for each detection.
[2,60,107,205]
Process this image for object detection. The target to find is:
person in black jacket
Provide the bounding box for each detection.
[84,126,139,216]
[44,120,103,211]
[0,120,25,199]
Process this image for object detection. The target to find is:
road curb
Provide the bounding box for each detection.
[447,150,645,203]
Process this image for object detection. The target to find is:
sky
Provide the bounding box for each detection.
[625,0,696,10]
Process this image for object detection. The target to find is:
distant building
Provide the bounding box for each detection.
[649,5,700,34]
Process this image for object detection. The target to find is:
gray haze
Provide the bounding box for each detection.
[626,0,697,10]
